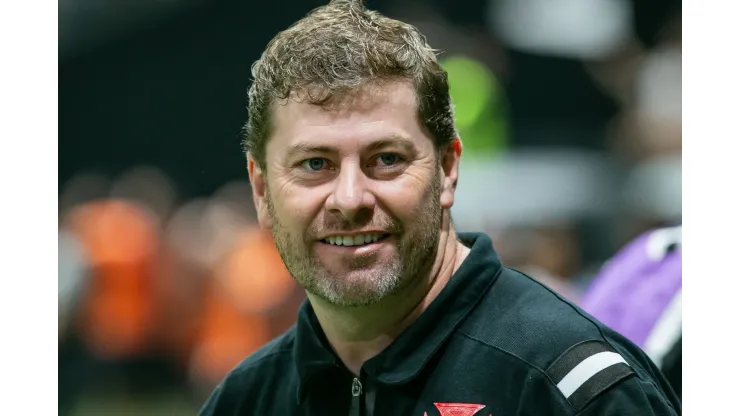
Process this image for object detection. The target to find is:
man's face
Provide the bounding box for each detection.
[249,82,459,307]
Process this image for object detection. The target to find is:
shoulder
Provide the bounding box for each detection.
[235,326,297,373]
[460,267,607,368]
[198,328,297,415]
[459,267,679,413]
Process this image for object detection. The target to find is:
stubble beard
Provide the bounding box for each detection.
[266,174,442,307]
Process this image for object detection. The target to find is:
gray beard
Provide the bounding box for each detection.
[265,175,442,307]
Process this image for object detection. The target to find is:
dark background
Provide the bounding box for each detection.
[60,0,678,199]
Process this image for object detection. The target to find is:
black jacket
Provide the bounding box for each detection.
[199,233,681,415]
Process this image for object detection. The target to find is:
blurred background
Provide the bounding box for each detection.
[59,0,681,413]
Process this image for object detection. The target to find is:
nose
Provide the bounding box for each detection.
[325,162,375,222]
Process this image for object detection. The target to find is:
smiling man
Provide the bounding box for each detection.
[263,87,455,317]
[198,1,680,415]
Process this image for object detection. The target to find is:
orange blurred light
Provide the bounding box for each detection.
[63,199,160,359]
[214,227,296,314]
[189,286,272,388]
[64,199,159,266]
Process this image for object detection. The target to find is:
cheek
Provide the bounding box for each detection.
[374,179,433,220]
[273,185,325,230]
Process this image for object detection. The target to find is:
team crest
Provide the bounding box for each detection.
[424,402,488,416]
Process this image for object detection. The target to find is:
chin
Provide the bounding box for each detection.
[321,292,388,308]
[332,279,406,308]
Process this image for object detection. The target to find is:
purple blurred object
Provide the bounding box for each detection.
[580,226,681,368]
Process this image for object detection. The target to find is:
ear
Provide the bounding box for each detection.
[247,153,273,229]
[440,137,462,210]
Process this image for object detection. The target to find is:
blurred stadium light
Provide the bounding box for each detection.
[452,150,616,231]
[487,0,633,60]
[623,154,681,222]
[441,55,509,159]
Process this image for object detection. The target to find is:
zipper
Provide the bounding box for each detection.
[352,377,363,396]
[349,377,363,416]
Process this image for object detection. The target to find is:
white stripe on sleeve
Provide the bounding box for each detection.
[556,351,629,398]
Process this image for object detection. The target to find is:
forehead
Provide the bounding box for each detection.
[267,82,433,157]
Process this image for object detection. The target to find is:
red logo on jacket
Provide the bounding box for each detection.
[424,402,488,416]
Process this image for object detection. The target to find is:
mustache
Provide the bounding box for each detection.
[308,215,403,237]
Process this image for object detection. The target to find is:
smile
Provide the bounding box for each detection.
[321,234,390,246]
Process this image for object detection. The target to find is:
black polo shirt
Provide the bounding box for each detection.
[199,233,681,415]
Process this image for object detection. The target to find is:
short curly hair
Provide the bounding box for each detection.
[244,0,457,168]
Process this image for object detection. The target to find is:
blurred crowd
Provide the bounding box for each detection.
[59,0,680,414]
[59,172,306,413]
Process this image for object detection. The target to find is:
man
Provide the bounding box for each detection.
[200,1,680,414]
[580,225,682,398]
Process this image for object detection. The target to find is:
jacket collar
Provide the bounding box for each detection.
[294,232,503,401]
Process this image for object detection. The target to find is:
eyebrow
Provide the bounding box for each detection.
[285,143,335,158]
[365,135,417,154]
[285,134,417,158]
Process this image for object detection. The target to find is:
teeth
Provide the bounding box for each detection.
[323,234,385,246]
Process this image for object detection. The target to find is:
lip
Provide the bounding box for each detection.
[316,230,389,240]
[315,234,394,255]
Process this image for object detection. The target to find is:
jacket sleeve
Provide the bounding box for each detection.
[537,339,681,415]
[198,375,248,416]
[197,383,225,416]
[575,376,680,415]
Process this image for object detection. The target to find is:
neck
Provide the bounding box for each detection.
[307,219,470,375]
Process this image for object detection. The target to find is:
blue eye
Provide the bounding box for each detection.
[377,154,399,166]
[301,158,327,171]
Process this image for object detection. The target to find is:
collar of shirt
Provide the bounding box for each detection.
[293,232,503,403]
